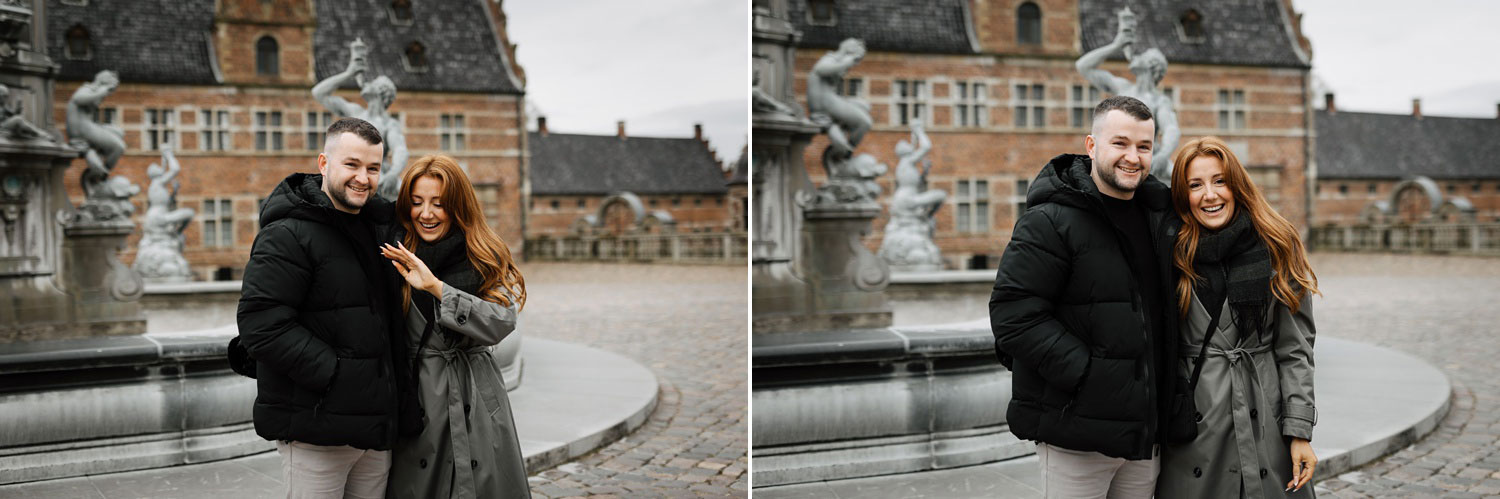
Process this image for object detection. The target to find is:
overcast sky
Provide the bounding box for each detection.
[1298,0,1500,118]
[506,1,748,165]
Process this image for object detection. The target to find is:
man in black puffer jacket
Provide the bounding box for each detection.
[238,118,402,497]
[990,96,1179,498]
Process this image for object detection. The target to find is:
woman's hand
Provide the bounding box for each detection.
[1287,437,1317,492]
[381,242,443,298]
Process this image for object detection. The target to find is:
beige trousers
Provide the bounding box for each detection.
[1037,443,1159,499]
[276,440,390,499]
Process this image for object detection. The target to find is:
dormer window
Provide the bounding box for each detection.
[256,36,279,76]
[389,0,414,25]
[65,25,91,60]
[1017,2,1041,46]
[1179,9,1205,43]
[807,0,836,26]
[403,41,429,73]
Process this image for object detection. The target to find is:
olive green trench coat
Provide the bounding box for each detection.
[1157,291,1317,499]
[387,285,530,499]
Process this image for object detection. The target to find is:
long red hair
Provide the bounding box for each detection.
[395,155,526,312]
[1170,136,1318,317]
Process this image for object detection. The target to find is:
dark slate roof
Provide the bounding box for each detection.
[529,133,729,195]
[788,0,977,54]
[1316,110,1500,179]
[48,0,220,84]
[46,0,522,93]
[727,148,748,185]
[314,0,521,94]
[1080,0,1310,69]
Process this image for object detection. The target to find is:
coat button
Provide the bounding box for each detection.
[1194,412,1203,423]
[471,460,479,469]
[457,315,467,325]
[1260,468,1268,478]
[1193,467,1202,478]
[1250,409,1258,418]
[419,458,427,469]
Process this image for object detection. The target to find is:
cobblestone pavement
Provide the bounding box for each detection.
[519,263,748,498]
[1307,253,1500,498]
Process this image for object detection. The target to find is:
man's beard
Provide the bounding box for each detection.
[1099,161,1144,193]
[329,181,369,211]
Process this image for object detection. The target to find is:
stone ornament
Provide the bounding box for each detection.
[65,70,137,222]
[878,124,946,270]
[133,147,195,281]
[805,38,882,208]
[0,84,51,140]
[313,37,410,200]
[1077,7,1181,181]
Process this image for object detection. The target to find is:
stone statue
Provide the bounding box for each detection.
[133,147,195,281]
[0,84,52,140]
[879,124,946,270]
[1077,7,1180,180]
[313,38,409,200]
[807,38,871,158]
[66,70,136,219]
[804,39,883,207]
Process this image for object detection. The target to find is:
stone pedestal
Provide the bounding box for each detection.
[54,219,144,339]
[793,203,891,331]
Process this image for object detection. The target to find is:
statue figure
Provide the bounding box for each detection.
[66,70,129,201]
[752,57,799,117]
[878,124,946,270]
[0,84,52,140]
[313,38,409,200]
[1077,7,1180,180]
[133,147,195,281]
[807,38,871,158]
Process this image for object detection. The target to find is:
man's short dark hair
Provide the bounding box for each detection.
[1092,95,1154,134]
[325,117,383,149]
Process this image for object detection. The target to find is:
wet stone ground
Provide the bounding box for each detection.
[519,263,748,498]
[1306,253,1500,498]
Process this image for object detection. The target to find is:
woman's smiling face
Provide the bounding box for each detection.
[409,175,450,242]
[1185,154,1236,230]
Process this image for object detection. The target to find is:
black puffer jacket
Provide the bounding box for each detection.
[989,154,1179,460]
[237,173,401,450]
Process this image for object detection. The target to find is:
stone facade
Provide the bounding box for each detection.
[49,0,527,280]
[789,0,1315,270]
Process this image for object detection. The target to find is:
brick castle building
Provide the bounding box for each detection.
[525,119,740,237]
[1312,97,1500,225]
[788,0,1316,269]
[50,0,527,280]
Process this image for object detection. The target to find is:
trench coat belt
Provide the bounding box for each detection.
[419,345,491,499]
[1205,341,1274,499]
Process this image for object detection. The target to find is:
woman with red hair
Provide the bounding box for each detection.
[379,155,530,498]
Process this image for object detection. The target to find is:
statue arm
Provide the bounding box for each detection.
[810,53,857,79]
[311,70,363,117]
[914,125,932,159]
[1155,102,1180,159]
[1075,42,1130,94]
[70,84,110,106]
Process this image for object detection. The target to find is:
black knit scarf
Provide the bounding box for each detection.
[410,229,483,347]
[1191,212,1272,338]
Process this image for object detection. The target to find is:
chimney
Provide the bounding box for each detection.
[617,120,626,139]
[1324,93,1335,113]
[1412,98,1422,119]
[693,123,703,141]
[538,116,548,136]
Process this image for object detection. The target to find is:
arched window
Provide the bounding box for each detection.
[389,0,414,25]
[255,36,279,76]
[404,41,428,72]
[1017,2,1041,46]
[1179,9,1205,42]
[807,0,836,26]
[65,24,91,60]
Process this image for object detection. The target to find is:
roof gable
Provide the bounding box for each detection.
[1316,110,1500,179]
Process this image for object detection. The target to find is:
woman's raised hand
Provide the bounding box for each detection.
[1286,437,1317,492]
[381,242,444,297]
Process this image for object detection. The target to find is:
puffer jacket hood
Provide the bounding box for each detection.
[1027,153,1172,215]
[259,173,393,229]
